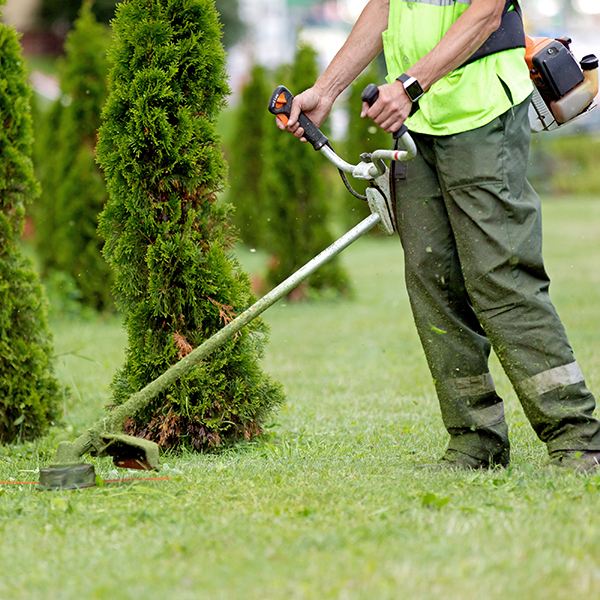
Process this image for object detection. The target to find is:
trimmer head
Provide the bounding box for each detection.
[38,463,97,491]
[38,433,160,490]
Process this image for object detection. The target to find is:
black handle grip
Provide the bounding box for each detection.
[360,83,380,107]
[268,85,329,151]
[360,83,408,140]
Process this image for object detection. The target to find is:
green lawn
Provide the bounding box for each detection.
[2,196,600,599]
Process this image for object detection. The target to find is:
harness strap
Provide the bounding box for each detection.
[461,0,525,68]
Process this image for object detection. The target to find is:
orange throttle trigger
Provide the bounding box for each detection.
[267,85,329,151]
[275,92,287,108]
[274,92,289,125]
[269,85,293,127]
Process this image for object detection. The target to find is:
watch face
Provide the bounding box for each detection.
[405,78,424,102]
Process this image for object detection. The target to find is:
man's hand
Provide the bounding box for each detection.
[360,79,412,134]
[275,86,334,142]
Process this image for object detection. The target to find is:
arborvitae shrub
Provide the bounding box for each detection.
[0,3,62,443]
[96,0,284,450]
[343,61,392,229]
[228,63,270,249]
[262,44,350,297]
[34,2,113,311]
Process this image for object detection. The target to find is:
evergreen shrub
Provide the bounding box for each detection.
[228,63,270,249]
[34,2,113,312]
[31,98,63,276]
[262,44,350,297]
[97,0,284,450]
[0,3,62,443]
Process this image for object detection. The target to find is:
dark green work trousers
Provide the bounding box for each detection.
[394,96,600,462]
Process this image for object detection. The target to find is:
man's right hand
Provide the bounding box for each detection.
[360,80,413,134]
[275,87,333,143]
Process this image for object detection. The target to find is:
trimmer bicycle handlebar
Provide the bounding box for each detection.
[268,84,417,178]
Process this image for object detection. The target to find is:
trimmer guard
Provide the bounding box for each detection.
[366,177,395,236]
[91,433,161,471]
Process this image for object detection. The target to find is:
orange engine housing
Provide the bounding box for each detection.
[524,35,585,103]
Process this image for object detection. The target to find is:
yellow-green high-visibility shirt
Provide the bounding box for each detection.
[383,0,533,136]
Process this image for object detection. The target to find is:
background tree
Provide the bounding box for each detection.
[214,0,246,49]
[40,0,119,27]
[34,2,113,311]
[96,0,284,450]
[228,63,270,249]
[0,1,62,443]
[39,0,245,48]
[261,43,350,297]
[31,97,63,278]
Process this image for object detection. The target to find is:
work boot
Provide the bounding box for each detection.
[419,448,509,471]
[439,448,509,470]
[550,451,600,473]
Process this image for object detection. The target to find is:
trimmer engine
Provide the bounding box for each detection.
[525,35,598,132]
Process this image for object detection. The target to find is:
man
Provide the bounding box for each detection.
[278,0,600,470]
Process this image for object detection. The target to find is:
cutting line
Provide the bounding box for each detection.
[0,477,171,485]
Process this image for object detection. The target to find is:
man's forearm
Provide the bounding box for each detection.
[407,0,505,91]
[283,0,389,135]
[364,0,506,133]
[313,0,389,103]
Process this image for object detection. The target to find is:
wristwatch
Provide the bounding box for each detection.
[397,73,425,102]
[397,73,424,115]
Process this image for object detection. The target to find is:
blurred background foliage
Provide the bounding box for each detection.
[528,132,600,196]
[38,0,245,48]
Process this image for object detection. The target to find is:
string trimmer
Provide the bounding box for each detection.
[38,84,416,490]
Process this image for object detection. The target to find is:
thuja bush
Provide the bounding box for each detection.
[0,3,62,443]
[343,61,392,229]
[31,98,63,278]
[228,63,270,249]
[34,2,113,311]
[97,0,284,450]
[262,44,350,297]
